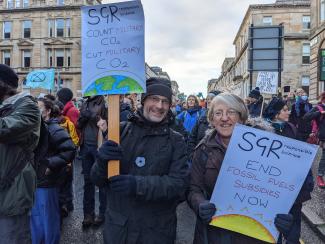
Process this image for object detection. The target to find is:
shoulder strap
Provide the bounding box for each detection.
[121,121,131,140]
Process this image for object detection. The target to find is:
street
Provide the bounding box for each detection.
[61,158,324,244]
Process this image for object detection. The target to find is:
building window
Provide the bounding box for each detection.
[66,19,71,37]
[7,0,14,8]
[263,16,272,26]
[56,19,64,37]
[302,16,310,29]
[301,75,310,86]
[56,49,64,67]
[57,0,64,5]
[67,49,71,66]
[3,22,12,39]
[23,20,31,38]
[2,50,11,66]
[302,43,310,64]
[48,49,53,66]
[23,50,31,67]
[23,0,28,8]
[16,0,21,7]
[320,0,325,21]
[48,20,55,37]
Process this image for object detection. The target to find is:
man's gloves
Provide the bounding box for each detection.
[198,201,216,224]
[97,140,123,162]
[109,175,136,196]
[274,214,294,238]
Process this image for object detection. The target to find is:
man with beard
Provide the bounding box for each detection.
[91,77,189,244]
[0,64,40,243]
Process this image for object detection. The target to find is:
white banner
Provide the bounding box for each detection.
[256,72,278,94]
[81,1,145,96]
[210,124,317,243]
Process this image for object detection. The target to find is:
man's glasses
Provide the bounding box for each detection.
[148,96,170,106]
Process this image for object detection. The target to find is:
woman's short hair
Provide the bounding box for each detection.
[38,98,60,118]
[208,93,248,123]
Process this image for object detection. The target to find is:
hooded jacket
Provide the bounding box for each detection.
[91,109,189,244]
[37,118,76,188]
[0,92,40,216]
[62,101,79,127]
[177,106,204,134]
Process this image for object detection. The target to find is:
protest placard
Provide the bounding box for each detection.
[256,72,278,95]
[210,124,318,243]
[81,1,145,96]
[25,69,55,90]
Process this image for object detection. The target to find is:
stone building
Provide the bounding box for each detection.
[150,66,180,96]
[209,0,311,98]
[0,0,103,96]
[309,0,325,101]
[0,0,164,98]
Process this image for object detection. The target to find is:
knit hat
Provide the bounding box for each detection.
[56,88,73,105]
[263,97,286,120]
[0,64,18,88]
[249,87,261,100]
[141,77,173,105]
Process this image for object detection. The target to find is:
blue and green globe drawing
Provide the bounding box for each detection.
[84,75,144,96]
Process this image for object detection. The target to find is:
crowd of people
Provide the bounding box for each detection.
[0,62,322,244]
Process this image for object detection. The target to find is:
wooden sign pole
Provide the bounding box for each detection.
[107,95,120,178]
[260,96,265,118]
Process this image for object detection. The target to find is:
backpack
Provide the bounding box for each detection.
[308,105,324,144]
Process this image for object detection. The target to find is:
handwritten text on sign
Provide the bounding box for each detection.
[81,1,145,96]
[210,124,317,243]
[256,72,278,94]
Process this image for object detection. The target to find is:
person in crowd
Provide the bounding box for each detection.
[0,64,41,243]
[177,95,204,135]
[77,95,107,227]
[124,95,136,112]
[56,88,80,127]
[286,91,296,111]
[263,97,314,243]
[289,88,312,141]
[55,100,79,217]
[44,94,56,101]
[120,96,133,122]
[91,77,188,244]
[56,88,79,213]
[247,87,265,117]
[31,98,75,244]
[187,90,221,160]
[187,93,313,243]
[304,91,325,188]
[175,99,183,115]
[182,101,187,110]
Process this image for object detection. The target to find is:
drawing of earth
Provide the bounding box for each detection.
[84,75,144,96]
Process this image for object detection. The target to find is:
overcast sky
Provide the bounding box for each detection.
[105,0,274,96]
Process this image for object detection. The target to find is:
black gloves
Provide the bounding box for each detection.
[97,140,123,162]
[274,214,294,238]
[109,175,136,196]
[198,201,216,224]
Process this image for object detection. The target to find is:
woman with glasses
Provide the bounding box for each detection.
[187,93,259,243]
[187,93,308,243]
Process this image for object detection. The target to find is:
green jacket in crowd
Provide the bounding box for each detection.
[0,92,40,216]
